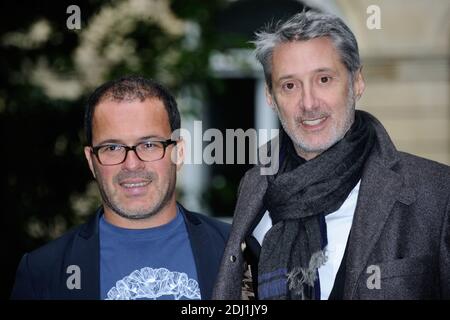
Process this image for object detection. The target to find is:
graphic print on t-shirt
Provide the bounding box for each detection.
[100,206,201,300]
[105,267,201,300]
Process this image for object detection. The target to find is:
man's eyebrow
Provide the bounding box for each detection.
[277,68,338,81]
[277,74,298,81]
[95,139,123,146]
[94,134,170,146]
[139,135,168,141]
[314,67,337,74]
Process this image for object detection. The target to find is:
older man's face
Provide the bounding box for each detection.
[267,36,365,160]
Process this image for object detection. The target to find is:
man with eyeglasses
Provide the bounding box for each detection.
[11,75,230,300]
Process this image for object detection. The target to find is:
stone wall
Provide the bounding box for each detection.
[336,0,450,164]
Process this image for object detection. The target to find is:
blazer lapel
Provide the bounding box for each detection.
[182,208,216,300]
[59,209,101,299]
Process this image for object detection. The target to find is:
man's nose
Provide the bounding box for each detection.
[122,149,145,170]
[301,84,317,111]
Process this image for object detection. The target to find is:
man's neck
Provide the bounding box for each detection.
[103,201,178,229]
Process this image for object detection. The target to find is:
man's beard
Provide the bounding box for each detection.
[94,166,177,220]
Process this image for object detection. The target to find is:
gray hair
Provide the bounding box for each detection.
[253,10,361,90]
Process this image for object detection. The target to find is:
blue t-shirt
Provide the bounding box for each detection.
[99,207,201,300]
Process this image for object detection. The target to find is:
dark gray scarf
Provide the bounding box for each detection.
[258,110,376,300]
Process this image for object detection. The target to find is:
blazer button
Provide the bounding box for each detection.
[230,255,236,262]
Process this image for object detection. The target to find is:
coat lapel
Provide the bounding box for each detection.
[232,166,269,241]
[342,112,416,299]
[343,160,401,298]
[212,165,269,298]
[231,133,283,241]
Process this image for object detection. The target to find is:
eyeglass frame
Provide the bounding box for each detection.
[90,139,177,166]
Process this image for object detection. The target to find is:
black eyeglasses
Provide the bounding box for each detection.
[91,139,177,166]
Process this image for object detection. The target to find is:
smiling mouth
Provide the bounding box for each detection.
[301,116,327,126]
[119,180,151,188]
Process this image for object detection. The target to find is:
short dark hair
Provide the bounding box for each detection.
[84,75,181,146]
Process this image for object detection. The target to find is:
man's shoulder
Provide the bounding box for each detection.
[181,206,230,240]
[395,152,450,206]
[25,216,94,269]
[398,152,450,185]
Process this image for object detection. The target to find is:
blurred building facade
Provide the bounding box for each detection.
[338,0,450,165]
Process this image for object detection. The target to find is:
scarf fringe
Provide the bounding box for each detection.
[287,249,328,299]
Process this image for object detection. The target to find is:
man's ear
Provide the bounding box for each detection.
[353,67,366,101]
[84,146,96,179]
[172,138,185,171]
[265,85,276,110]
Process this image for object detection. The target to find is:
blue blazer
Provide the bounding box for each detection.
[11,204,230,300]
